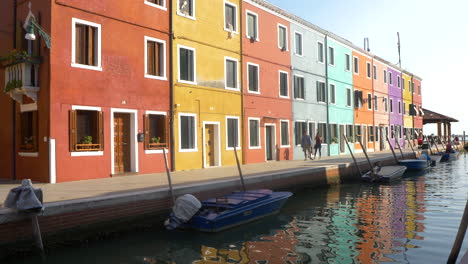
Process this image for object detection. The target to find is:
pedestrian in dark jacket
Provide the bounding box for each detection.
[301,130,313,160]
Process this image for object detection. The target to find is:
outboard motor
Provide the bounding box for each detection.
[164,194,201,230]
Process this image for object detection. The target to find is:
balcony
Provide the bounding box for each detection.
[4,60,40,104]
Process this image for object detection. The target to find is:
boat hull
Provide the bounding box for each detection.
[398,159,430,170]
[188,191,292,232]
[362,165,407,183]
[440,152,459,162]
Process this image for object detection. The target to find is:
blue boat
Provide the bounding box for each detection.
[166,189,292,232]
[398,159,430,170]
[440,151,459,162]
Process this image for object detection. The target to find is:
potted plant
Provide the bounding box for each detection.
[150,137,161,144]
[4,79,23,93]
[0,49,41,66]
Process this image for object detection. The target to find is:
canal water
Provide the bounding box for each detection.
[8,154,468,264]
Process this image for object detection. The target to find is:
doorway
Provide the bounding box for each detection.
[203,122,220,168]
[380,125,385,150]
[114,113,131,174]
[340,125,345,153]
[362,125,367,151]
[265,124,276,161]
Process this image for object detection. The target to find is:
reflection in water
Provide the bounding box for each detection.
[6,157,468,264]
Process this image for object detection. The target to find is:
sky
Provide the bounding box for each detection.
[266,0,468,135]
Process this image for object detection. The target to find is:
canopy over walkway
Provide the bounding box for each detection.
[422,108,458,142]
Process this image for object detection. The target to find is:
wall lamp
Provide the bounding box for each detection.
[23,2,51,49]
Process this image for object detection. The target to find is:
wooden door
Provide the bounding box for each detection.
[266,126,273,161]
[114,113,131,174]
[205,124,215,167]
[340,125,345,153]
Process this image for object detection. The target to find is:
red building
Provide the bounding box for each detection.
[241,1,292,164]
[0,0,171,182]
[413,77,423,137]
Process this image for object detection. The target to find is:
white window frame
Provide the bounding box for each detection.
[294,31,303,56]
[144,36,167,80]
[317,81,326,104]
[373,65,377,80]
[224,1,238,34]
[224,56,239,91]
[178,112,198,152]
[293,74,305,100]
[277,23,288,51]
[177,44,197,85]
[329,83,336,104]
[248,117,261,149]
[177,0,196,20]
[397,75,401,88]
[353,56,359,74]
[145,110,168,154]
[345,53,351,71]
[346,88,352,107]
[70,105,104,157]
[317,41,324,63]
[144,0,167,11]
[245,10,259,41]
[71,18,102,71]
[247,62,260,94]
[278,70,289,98]
[328,46,335,66]
[226,116,240,150]
[280,119,290,148]
[366,62,371,79]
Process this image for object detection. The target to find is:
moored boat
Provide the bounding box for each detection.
[362,165,407,183]
[440,151,459,162]
[398,159,430,170]
[165,189,292,232]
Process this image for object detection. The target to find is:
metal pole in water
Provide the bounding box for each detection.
[448,198,468,263]
[424,135,434,155]
[357,137,373,172]
[344,136,362,176]
[386,135,399,163]
[406,137,416,158]
[162,148,175,205]
[392,131,405,159]
[31,215,44,255]
[233,145,246,192]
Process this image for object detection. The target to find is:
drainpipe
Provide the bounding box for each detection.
[169,2,175,171]
[324,33,330,156]
[411,74,414,143]
[11,0,17,180]
[239,1,245,164]
[371,56,375,149]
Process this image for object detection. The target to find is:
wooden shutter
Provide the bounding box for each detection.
[75,24,83,64]
[97,111,104,150]
[144,114,149,149]
[155,42,161,76]
[88,26,96,66]
[32,111,38,152]
[69,110,77,152]
[165,115,170,148]
[147,41,155,75]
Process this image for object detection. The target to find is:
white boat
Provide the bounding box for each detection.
[362,165,407,183]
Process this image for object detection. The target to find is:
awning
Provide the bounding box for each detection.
[419,108,424,116]
[413,105,419,116]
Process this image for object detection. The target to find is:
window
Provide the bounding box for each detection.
[179,113,196,151]
[280,120,289,146]
[345,54,351,71]
[346,124,354,142]
[72,18,101,70]
[330,84,336,104]
[295,121,306,145]
[346,88,352,107]
[402,79,405,90]
[354,90,363,108]
[20,111,38,152]
[247,63,259,93]
[389,72,393,85]
[397,76,401,88]
[249,118,260,148]
[225,57,238,90]
[366,62,371,78]
[144,113,168,149]
[69,109,103,152]
[317,81,326,103]
[227,117,239,149]
[295,32,303,56]
[355,125,362,142]
[145,37,166,79]
[412,82,415,94]
[329,47,335,66]
[178,45,196,83]
[398,101,401,114]
[294,75,305,99]
[308,122,315,140]
[318,123,327,143]
[224,2,237,33]
[418,85,421,95]
[368,126,374,142]
[278,25,287,50]
[145,0,166,9]
[367,93,372,110]
[408,80,411,92]
[330,124,338,144]
[178,0,194,18]
[384,97,388,112]
[374,95,378,111]
[317,42,324,63]
[353,56,359,74]
[373,65,377,80]
[390,99,393,113]
[383,70,387,83]
[390,125,394,139]
[246,11,258,40]
[279,71,288,97]
[375,126,379,142]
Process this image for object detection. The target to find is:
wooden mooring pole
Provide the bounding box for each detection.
[162,148,175,205]
[343,136,362,176]
[386,135,399,164]
[233,145,246,192]
[448,197,468,263]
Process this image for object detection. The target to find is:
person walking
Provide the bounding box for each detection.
[313,132,322,159]
[301,130,313,160]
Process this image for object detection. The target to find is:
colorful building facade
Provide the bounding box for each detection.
[388,66,404,148]
[372,58,390,152]
[413,77,423,137]
[402,72,413,146]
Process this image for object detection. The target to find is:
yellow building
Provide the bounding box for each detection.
[402,72,413,140]
[172,0,242,170]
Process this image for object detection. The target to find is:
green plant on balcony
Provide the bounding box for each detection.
[0,49,40,66]
[4,79,23,93]
[80,136,93,144]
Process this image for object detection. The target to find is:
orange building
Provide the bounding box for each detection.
[372,57,390,152]
[241,1,292,163]
[352,50,374,152]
